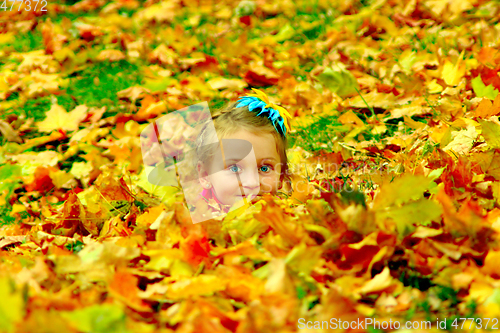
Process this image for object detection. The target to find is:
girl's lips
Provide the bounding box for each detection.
[236,193,258,199]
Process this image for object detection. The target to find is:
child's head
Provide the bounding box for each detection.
[195,96,290,206]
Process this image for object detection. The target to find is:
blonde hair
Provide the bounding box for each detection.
[195,101,290,189]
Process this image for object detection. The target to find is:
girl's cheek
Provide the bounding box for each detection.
[260,175,278,194]
[259,176,271,193]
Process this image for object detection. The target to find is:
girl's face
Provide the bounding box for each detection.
[198,129,282,206]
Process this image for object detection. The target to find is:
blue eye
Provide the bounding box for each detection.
[228,165,242,173]
[260,165,272,173]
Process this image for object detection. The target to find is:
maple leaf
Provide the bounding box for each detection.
[442,51,466,86]
[479,119,500,149]
[244,63,280,86]
[207,77,248,91]
[36,104,88,133]
[475,95,500,118]
[0,120,22,143]
[317,64,359,98]
[472,75,499,100]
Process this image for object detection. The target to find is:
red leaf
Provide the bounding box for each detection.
[182,230,212,267]
[26,166,55,194]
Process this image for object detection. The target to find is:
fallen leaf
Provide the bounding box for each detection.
[442,51,466,86]
[0,120,22,143]
[207,77,247,90]
[36,104,88,133]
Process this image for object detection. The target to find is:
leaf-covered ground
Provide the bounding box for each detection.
[1,0,500,332]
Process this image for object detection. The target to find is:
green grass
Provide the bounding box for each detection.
[399,269,475,324]
[20,96,53,121]
[208,97,230,112]
[399,269,433,291]
[0,205,16,226]
[289,114,349,152]
[58,59,143,117]
[2,59,144,121]
[7,30,44,53]
[0,164,22,226]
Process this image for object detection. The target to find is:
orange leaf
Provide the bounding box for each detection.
[244,63,280,86]
[475,95,500,118]
[182,229,211,267]
[96,49,126,62]
[109,270,151,312]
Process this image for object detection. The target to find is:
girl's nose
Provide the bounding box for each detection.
[240,168,260,189]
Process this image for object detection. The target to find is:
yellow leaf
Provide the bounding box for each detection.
[358,267,400,294]
[0,33,14,45]
[36,104,88,133]
[442,126,478,155]
[338,110,365,127]
[481,250,500,278]
[8,151,61,168]
[343,90,396,109]
[164,275,226,299]
[0,277,25,333]
[264,259,295,294]
[207,77,247,90]
[285,242,323,275]
[468,281,494,303]
[479,119,500,149]
[373,174,433,209]
[426,79,444,94]
[442,51,466,86]
[49,169,75,189]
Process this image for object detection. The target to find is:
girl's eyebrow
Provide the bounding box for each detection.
[224,158,242,164]
[223,157,277,164]
[258,158,278,163]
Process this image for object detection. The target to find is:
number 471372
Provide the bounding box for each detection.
[1,0,48,11]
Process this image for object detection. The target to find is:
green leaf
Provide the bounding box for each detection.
[285,242,322,275]
[484,288,500,306]
[143,77,172,92]
[296,286,307,300]
[479,119,500,149]
[428,167,446,181]
[373,174,433,209]
[134,166,180,207]
[61,304,128,333]
[316,64,359,98]
[378,199,443,237]
[472,76,499,100]
[273,24,296,42]
[0,164,21,193]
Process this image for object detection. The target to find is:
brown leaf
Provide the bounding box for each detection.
[0,120,22,143]
[0,236,26,249]
[244,63,280,86]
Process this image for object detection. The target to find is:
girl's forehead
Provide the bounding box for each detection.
[206,133,279,169]
[222,129,275,144]
[224,130,278,152]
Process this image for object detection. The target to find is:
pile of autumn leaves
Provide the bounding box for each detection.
[3,0,500,332]
[1,152,500,332]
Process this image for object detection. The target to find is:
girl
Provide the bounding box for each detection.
[192,89,292,222]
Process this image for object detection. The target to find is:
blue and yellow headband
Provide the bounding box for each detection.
[236,88,292,137]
